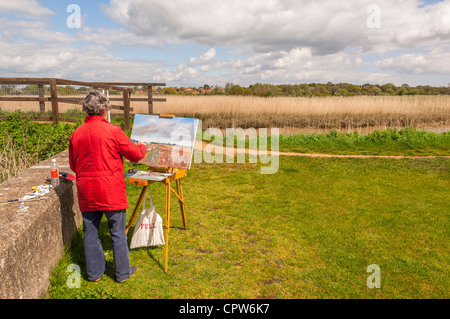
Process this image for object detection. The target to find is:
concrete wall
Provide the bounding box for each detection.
[0,150,81,299]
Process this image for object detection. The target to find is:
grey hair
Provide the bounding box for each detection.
[82,90,111,116]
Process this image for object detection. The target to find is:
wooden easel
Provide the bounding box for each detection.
[126,166,187,273]
[126,113,195,273]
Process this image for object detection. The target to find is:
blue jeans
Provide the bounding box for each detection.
[82,209,131,282]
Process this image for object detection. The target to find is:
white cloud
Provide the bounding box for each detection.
[104,0,450,55]
[188,48,216,66]
[101,0,133,26]
[162,46,392,86]
[0,0,54,19]
[74,26,160,48]
[375,46,450,74]
[0,0,449,87]
[274,48,312,68]
[174,64,200,82]
[0,18,71,43]
[0,38,164,82]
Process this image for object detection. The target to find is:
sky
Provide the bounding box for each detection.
[0,0,449,87]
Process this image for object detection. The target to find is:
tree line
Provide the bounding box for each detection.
[2,82,450,97]
[161,82,450,97]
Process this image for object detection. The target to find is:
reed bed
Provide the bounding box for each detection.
[1,95,449,131]
[149,95,450,130]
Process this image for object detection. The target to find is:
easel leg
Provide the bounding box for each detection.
[176,179,187,229]
[165,181,170,273]
[126,185,147,235]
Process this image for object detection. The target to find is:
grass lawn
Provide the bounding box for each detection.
[277,128,450,156]
[47,155,449,299]
[223,127,450,156]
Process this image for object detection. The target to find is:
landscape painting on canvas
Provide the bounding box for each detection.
[130,114,199,170]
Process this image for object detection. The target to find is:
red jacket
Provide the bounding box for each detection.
[69,116,147,212]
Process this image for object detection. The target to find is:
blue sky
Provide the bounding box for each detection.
[0,0,449,87]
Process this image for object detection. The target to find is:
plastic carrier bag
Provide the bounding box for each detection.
[130,187,165,249]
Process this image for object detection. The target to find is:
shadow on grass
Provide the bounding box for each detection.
[126,225,166,273]
[126,224,188,273]
[70,215,188,281]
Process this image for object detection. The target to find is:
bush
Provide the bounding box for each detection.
[0,113,80,182]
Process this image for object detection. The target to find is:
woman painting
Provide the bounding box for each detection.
[69,90,147,283]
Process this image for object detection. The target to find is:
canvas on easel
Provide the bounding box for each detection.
[130,114,199,170]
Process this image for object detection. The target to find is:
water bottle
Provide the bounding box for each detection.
[51,159,60,187]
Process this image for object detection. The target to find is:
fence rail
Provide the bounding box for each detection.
[0,77,166,130]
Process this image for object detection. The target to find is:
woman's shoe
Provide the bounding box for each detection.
[117,266,137,283]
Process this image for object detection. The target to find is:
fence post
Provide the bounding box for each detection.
[38,84,45,114]
[123,89,131,130]
[50,79,59,124]
[148,85,153,114]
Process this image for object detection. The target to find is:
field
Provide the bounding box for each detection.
[147,95,450,132]
[47,157,449,299]
[1,95,449,133]
[0,95,448,299]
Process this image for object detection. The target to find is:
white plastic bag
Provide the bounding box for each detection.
[130,187,165,249]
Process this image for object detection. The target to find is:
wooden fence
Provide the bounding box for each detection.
[0,78,166,130]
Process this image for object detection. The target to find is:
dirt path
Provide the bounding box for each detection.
[195,141,450,160]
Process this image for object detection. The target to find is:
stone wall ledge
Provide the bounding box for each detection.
[0,150,81,299]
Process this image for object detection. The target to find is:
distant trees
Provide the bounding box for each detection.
[2,82,448,98]
[164,87,178,95]
[0,84,18,95]
[151,82,450,97]
[58,85,79,95]
[227,84,252,96]
[233,82,450,97]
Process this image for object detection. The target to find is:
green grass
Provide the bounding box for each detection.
[0,112,79,159]
[47,155,449,299]
[0,112,125,182]
[0,113,80,182]
[2,113,443,298]
[278,127,450,156]
[213,127,450,156]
